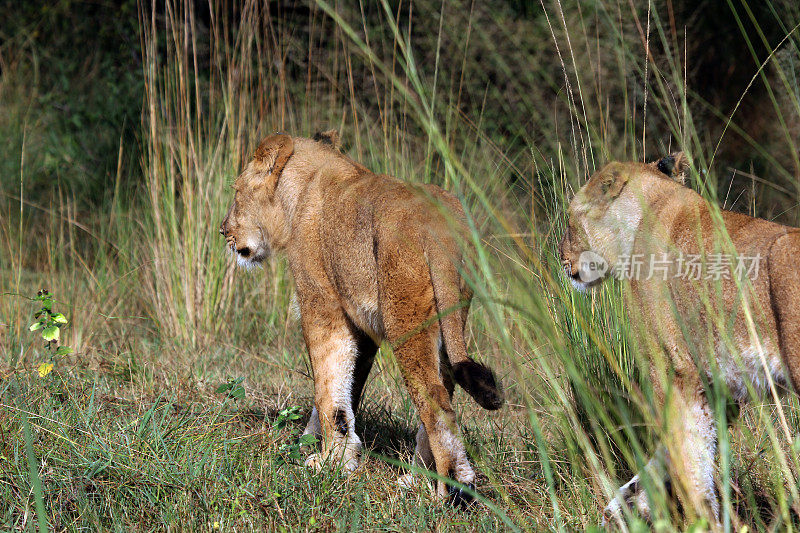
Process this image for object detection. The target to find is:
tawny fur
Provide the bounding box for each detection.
[220,131,503,502]
[560,154,799,527]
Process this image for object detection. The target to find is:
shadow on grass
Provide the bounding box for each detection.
[237,399,417,467]
[357,403,417,464]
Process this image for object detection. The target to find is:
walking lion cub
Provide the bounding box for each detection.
[220,131,503,505]
[560,154,800,526]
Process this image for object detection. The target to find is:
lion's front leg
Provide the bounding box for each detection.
[302,329,377,457]
[302,407,321,438]
[603,386,720,528]
[664,385,719,526]
[302,316,364,474]
[602,446,669,526]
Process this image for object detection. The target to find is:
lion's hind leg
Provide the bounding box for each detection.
[398,345,455,490]
[387,320,475,505]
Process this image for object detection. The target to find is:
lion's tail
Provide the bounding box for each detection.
[427,245,504,411]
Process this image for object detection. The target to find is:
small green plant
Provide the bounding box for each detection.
[28,289,73,377]
[273,406,317,465]
[215,376,246,400]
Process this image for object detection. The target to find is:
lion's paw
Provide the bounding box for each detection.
[601,486,651,527]
[303,451,359,474]
[304,453,324,471]
[601,497,624,527]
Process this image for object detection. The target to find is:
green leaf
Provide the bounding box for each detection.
[37,294,53,310]
[29,322,43,331]
[298,434,317,445]
[55,346,74,356]
[276,442,305,464]
[41,325,60,342]
[273,406,305,430]
[51,313,68,324]
[215,378,245,400]
[288,449,302,460]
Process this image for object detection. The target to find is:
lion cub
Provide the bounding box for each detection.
[560,154,800,525]
[220,131,503,504]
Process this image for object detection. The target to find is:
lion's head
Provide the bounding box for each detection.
[220,130,344,268]
[559,152,688,290]
[220,133,295,267]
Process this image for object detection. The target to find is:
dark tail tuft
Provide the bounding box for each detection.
[452,360,504,410]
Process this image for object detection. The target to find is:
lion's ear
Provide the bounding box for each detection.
[651,152,688,184]
[598,163,629,199]
[254,134,294,196]
[313,129,341,150]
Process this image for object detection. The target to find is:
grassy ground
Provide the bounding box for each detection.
[3,0,800,531]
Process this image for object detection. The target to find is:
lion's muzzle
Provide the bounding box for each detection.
[558,231,580,279]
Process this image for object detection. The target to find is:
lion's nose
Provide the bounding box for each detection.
[237,246,251,257]
[219,224,226,236]
[564,261,579,279]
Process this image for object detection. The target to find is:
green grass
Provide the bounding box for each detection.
[0,367,509,530]
[3,0,800,530]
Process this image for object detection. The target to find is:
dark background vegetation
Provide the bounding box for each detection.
[2,0,798,217]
